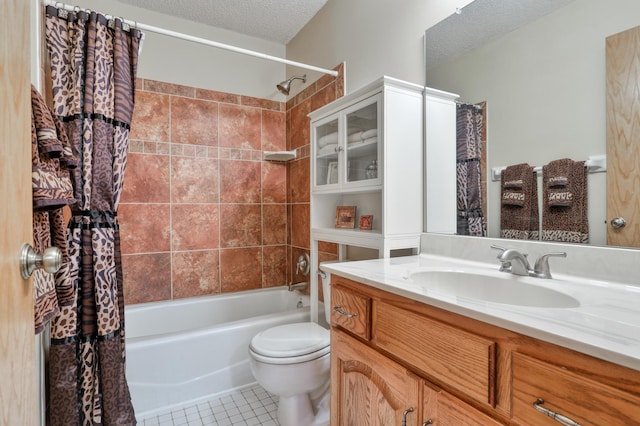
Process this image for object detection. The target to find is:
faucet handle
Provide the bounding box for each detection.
[533,252,567,279]
[490,244,528,256]
[490,244,529,259]
[491,245,514,272]
[490,244,509,256]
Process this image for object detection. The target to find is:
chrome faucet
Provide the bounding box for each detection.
[491,245,531,276]
[491,245,567,279]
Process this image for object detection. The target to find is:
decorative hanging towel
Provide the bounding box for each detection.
[31,85,77,334]
[500,163,539,240]
[542,158,588,243]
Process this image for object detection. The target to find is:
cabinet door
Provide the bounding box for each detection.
[313,114,340,189]
[423,382,503,426]
[332,329,420,426]
[344,94,381,187]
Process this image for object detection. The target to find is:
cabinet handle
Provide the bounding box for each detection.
[333,306,357,318]
[401,407,414,426]
[533,398,581,426]
[422,420,433,425]
[335,145,344,152]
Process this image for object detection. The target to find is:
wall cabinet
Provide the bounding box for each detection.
[308,76,457,322]
[330,275,640,426]
[310,77,439,257]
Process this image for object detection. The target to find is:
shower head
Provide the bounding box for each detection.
[276,74,307,95]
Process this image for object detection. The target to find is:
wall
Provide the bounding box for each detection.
[120,78,288,304]
[285,0,474,94]
[426,0,640,243]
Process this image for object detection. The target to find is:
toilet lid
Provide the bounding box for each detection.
[250,322,329,358]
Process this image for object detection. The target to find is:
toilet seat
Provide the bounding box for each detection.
[250,323,330,364]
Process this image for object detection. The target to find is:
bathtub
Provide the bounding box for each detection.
[125,286,316,419]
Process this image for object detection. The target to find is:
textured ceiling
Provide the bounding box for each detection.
[116,0,328,44]
[426,0,577,70]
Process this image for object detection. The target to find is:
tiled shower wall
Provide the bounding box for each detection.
[120,79,287,304]
[120,65,343,305]
[286,65,344,284]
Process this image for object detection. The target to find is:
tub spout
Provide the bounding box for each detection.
[288,281,308,292]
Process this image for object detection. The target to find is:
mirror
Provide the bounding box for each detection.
[424,0,640,248]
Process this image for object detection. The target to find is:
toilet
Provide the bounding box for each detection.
[248,269,332,426]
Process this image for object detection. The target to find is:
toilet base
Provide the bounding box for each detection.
[277,388,330,426]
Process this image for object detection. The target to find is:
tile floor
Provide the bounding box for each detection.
[139,384,279,426]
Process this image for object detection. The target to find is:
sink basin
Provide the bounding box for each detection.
[409,270,580,308]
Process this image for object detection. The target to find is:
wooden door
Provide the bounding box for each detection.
[331,329,420,426]
[0,0,37,424]
[606,25,640,247]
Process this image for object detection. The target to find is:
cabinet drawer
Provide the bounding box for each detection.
[373,301,496,407]
[331,285,371,340]
[512,352,640,426]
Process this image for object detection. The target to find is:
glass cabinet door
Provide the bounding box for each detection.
[314,117,340,188]
[345,98,379,184]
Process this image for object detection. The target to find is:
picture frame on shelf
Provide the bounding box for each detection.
[358,214,373,230]
[335,206,356,229]
[327,161,338,184]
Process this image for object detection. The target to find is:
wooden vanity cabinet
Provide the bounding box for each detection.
[330,275,640,426]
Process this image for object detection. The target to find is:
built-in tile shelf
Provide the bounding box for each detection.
[263,150,296,162]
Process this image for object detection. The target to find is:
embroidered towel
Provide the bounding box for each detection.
[542,158,588,243]
[31,85,77,334]
[500,163,539,240]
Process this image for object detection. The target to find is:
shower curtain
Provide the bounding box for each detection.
[44,5,141,425]
[456,103,487,237]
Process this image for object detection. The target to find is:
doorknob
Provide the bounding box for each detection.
[20,243,62,279]
[610,217,627,229]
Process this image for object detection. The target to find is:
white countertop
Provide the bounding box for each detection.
[321,253,640,372]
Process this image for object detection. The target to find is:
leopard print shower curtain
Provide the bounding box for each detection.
[44,4,142,425]
[456,103,487,237]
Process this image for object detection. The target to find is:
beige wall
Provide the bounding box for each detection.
[286,0,474,94]
[426,0,640,243]
[58,0,287,100]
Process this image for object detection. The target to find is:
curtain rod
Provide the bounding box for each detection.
[42,0,339,77]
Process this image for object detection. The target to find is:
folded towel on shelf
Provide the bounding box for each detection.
[317,131,338,148]
[347,131,363,143]
[362,136,377,145]
[361,128,378,140]
[317,143,337,156]
[31,85,77,334]
[500,163,539,240]
[542,158,588,243]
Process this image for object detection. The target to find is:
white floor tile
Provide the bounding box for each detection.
[138,384,279,425]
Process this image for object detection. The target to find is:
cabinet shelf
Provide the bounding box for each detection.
[312,227,382,250]
[316,139,379,161]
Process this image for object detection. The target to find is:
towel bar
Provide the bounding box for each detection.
[491,154,606,182]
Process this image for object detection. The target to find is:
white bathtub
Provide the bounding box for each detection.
[125,286,314,419]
